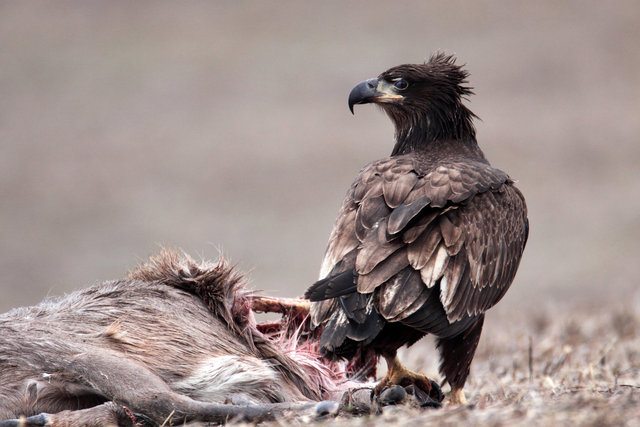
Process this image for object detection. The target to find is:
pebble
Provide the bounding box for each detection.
[378,385,407,406]
[315,400,340,416]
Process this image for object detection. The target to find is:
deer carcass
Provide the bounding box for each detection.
[0,251,367,426]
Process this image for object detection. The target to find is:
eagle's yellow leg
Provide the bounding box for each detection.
[374,354,434,396]
[449,387,467,405]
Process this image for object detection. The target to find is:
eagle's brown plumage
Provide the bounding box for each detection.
[305,53,528,404]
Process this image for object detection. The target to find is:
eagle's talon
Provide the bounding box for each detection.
[411,382,439,407]
[372,380,390,397]
[420,397,443,409]
[429,379,444,402]
[412,379,442,408]
[371,354,443,409]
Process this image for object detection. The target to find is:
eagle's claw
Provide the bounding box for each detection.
[406,379,443,408]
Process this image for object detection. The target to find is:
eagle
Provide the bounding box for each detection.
[305,53,528,405]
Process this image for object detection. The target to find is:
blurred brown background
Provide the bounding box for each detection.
[1,1,639,313]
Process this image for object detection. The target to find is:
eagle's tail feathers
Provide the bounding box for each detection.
[305,270,356,301]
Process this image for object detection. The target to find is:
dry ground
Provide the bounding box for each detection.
[251,300,640,426]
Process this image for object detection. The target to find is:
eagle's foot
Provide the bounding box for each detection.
[448,387,468,405]
[374,356,443,407]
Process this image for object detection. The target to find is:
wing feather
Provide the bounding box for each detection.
[310,298,337,328]
[357,247,409,293]
[387,285,432,322]
[440,212,463,249]
[402,210,439,243]
[319,203,359,279]
[439,250,467,308]
[388,195,431,235]
[439,186,528,320]
[356,221,404,275]
[383,171,419,208]
[407,224,442,270]
[419,244,450,288]
[359,195,389,228]
[375,268,430,321]
[318,309,349,352]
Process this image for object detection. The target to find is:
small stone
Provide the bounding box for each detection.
[315,400,339,417]
[378,385,407,406]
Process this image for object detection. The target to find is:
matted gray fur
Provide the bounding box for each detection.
[0,250,346,426]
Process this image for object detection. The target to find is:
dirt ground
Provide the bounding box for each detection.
[1,1,639,425]
[337,304,640,426]
[244,299,640,426]
[170,297,638,426]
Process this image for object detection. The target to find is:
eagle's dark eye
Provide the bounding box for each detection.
[394,79,409,91]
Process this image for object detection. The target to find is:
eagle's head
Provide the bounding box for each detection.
[348,53,477,154]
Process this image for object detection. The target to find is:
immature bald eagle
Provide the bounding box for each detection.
[305,53,528,405]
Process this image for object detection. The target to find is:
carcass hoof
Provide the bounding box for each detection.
[0,414,49,427]
[129,412,156,427]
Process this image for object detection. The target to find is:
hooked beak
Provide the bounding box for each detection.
[348,78,404,114]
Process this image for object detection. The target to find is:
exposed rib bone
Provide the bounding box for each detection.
[250,296,311,315]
